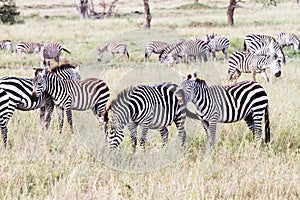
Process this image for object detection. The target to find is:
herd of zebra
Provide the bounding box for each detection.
[0,32,298,152]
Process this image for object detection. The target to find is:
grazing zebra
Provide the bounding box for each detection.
[40,43,71,67]
[244,34,286,64]
[228,51,282,82]
[103,82,187,152]
[16,42,43,54]
[0,40,14,53]
[162,39,210,66]
[277,32,300,53]
[159,42,181,64]
[97,42,129,62]
[0,64,81,147]
[144,41,169,61]
[180,72,270,150]
[32,68,110,133]
[207,34,230,61]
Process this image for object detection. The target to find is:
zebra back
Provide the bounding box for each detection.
[277,32,300,52]
[145,41,169,60]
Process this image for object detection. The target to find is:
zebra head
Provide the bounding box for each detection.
[4,40,14,53]
[179,72,199,103]
[97,49,103,61]
[32,68,47,98]
[269,55,282,78]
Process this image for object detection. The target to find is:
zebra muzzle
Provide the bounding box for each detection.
[275,71,281,77]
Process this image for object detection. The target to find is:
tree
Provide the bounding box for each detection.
[0,0,20,24]
[143,0,151,28]
[227,0,277,27]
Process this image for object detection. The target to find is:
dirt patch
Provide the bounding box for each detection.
[188,21,215,28]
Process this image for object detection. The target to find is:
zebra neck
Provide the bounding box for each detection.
[45,72,67,99]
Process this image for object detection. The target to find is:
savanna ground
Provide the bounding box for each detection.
[0,0,299,199]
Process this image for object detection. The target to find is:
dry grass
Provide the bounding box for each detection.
[0,0,299,199]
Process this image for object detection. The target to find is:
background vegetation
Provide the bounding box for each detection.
[0,0,299,199]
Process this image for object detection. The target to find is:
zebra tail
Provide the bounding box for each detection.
[265,105,270,143]
[62,48,71,54]
[243,41,247,51]
[186,109,200,120]
[126,52,129,59]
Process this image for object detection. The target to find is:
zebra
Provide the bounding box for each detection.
[228,51,282,82]
[40,43,71,67]
[158,42,181,64]
[0,40,14,53]
[206,34,230,61]
[32,68,110,133]
[179,72,270,150]
[97,42,129,62]
[0,64,81,147]
[144,41,169,61]
[277,32,300,53]
[16,42,44,54]
[103,82,187,152]
[244,34,286,64]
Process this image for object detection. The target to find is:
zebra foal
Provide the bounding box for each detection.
[32,68,110,133]
[228,51,282,82]
[97,42,129,62]
[180,72,270,150]
[0,40,14,53]
[103,82,187,152]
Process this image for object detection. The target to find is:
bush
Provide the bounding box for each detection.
[0,0,20,24]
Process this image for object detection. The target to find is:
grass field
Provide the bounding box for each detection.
[0,0,299,199]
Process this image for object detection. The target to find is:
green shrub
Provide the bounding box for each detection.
[0,0,20,24]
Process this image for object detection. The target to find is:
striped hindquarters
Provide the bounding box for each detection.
[145,41,169,60]
[277,32,300,52]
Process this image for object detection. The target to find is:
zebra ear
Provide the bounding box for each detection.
[175,89,185,105]
[192,70,198,78]
[73,65,80,73]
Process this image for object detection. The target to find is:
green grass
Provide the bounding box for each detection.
[0,0,299,199]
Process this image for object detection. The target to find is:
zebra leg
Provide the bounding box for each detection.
[252,70,257,82]
[222,49,228,61]
[140,125,149,152]
[128,123,138,153]
[212,51,216,61]
[39,106,46,127]
[56,106,65,133]
[253,115,263,144]
[159,127,169,147]
[44,103,55,129]
[245,114,255,136]
[0,121,8,147]
[202,120,217,151]
[261,70,269,82]
[66,108,74,133]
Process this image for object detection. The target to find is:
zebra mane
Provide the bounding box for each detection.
[51,63,77,72]
[110,87,133,108]
[1,39,11,42]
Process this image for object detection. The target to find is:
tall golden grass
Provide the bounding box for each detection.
[0,0,299,199]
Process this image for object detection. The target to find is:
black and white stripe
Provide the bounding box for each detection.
[0,40,14,53]
[32,68,110,133]
[228,51,282,82]
[277,32,300,53]
[207,34,230,61]
[244,34,286,64]
[16,42,43,54]
[97,42,129,62]
[40,43,71,67]
[103,82,187,152]
[180,72,270,150]
[144,41,169,61]
[0,64,80,146]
